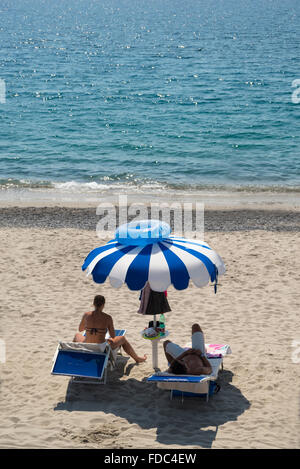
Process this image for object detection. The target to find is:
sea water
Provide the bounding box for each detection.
[0,0,299,203]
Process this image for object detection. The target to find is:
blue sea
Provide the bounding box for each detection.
[0,0,300,202]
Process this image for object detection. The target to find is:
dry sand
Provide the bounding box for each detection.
[0,207,299,449]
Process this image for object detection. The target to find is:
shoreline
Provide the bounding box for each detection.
[1,188,300,212]
[0,205,300,232]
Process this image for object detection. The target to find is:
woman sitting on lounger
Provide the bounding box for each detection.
[73,295,147,364]
[163,323,212,375]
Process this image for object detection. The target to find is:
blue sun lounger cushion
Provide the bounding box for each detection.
[51,329,126,384]
[52,349,108,380]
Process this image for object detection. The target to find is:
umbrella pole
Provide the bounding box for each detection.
[152,340,158,370]
[152,314,158,369]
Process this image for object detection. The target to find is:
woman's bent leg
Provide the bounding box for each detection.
[109,336,147,363]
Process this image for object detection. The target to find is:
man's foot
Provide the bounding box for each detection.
[192,323,202,334]
[135,354,147,363]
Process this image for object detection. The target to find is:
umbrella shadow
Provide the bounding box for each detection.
[54,365,250,449]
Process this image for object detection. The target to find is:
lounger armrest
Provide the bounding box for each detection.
[105,329,126,339]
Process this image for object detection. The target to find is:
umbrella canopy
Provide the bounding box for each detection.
[82,220,225,369]
[82,220,225,293]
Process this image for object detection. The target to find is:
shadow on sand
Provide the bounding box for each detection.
[54,357,250,449]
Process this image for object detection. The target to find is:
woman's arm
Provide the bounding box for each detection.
[78,313,87,332]
[108,316,116,339]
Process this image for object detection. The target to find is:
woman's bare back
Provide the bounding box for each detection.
[84,311,112,343]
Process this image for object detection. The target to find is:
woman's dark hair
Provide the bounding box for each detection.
[93,295,105,308]
[170,360,187,375]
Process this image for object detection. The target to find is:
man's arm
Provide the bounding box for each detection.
[176,348,198,360]
[199,353,212,370]
[167,358,176,373]
[188,349,212,367]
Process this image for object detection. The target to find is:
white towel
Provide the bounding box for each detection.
[59,341,107,354]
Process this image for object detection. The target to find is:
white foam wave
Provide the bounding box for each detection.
[52,180,168,193]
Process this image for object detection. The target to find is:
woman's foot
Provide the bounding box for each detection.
[135,354,147,363]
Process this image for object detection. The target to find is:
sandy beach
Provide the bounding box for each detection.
[0,204,299,449]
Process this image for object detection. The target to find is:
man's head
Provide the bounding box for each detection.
[170,359,187,375]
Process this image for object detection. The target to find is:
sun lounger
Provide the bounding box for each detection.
[148,352,227,402]
[148,357,222,402]
[51,329,126,384]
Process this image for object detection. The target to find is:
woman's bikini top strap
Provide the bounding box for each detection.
[86,327,107,335]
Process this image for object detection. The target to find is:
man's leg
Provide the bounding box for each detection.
[163,340,175,364]
[163,340,185,363]
[191,323,206,355]
[192,324,212,374]
[191,323,212,371]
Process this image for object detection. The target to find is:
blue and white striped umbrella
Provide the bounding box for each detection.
[82,220,225,293]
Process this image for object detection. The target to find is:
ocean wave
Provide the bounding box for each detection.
[1,178,300,194]
[52,180,169,193]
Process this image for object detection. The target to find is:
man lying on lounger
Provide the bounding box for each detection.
[163,324,212,375]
